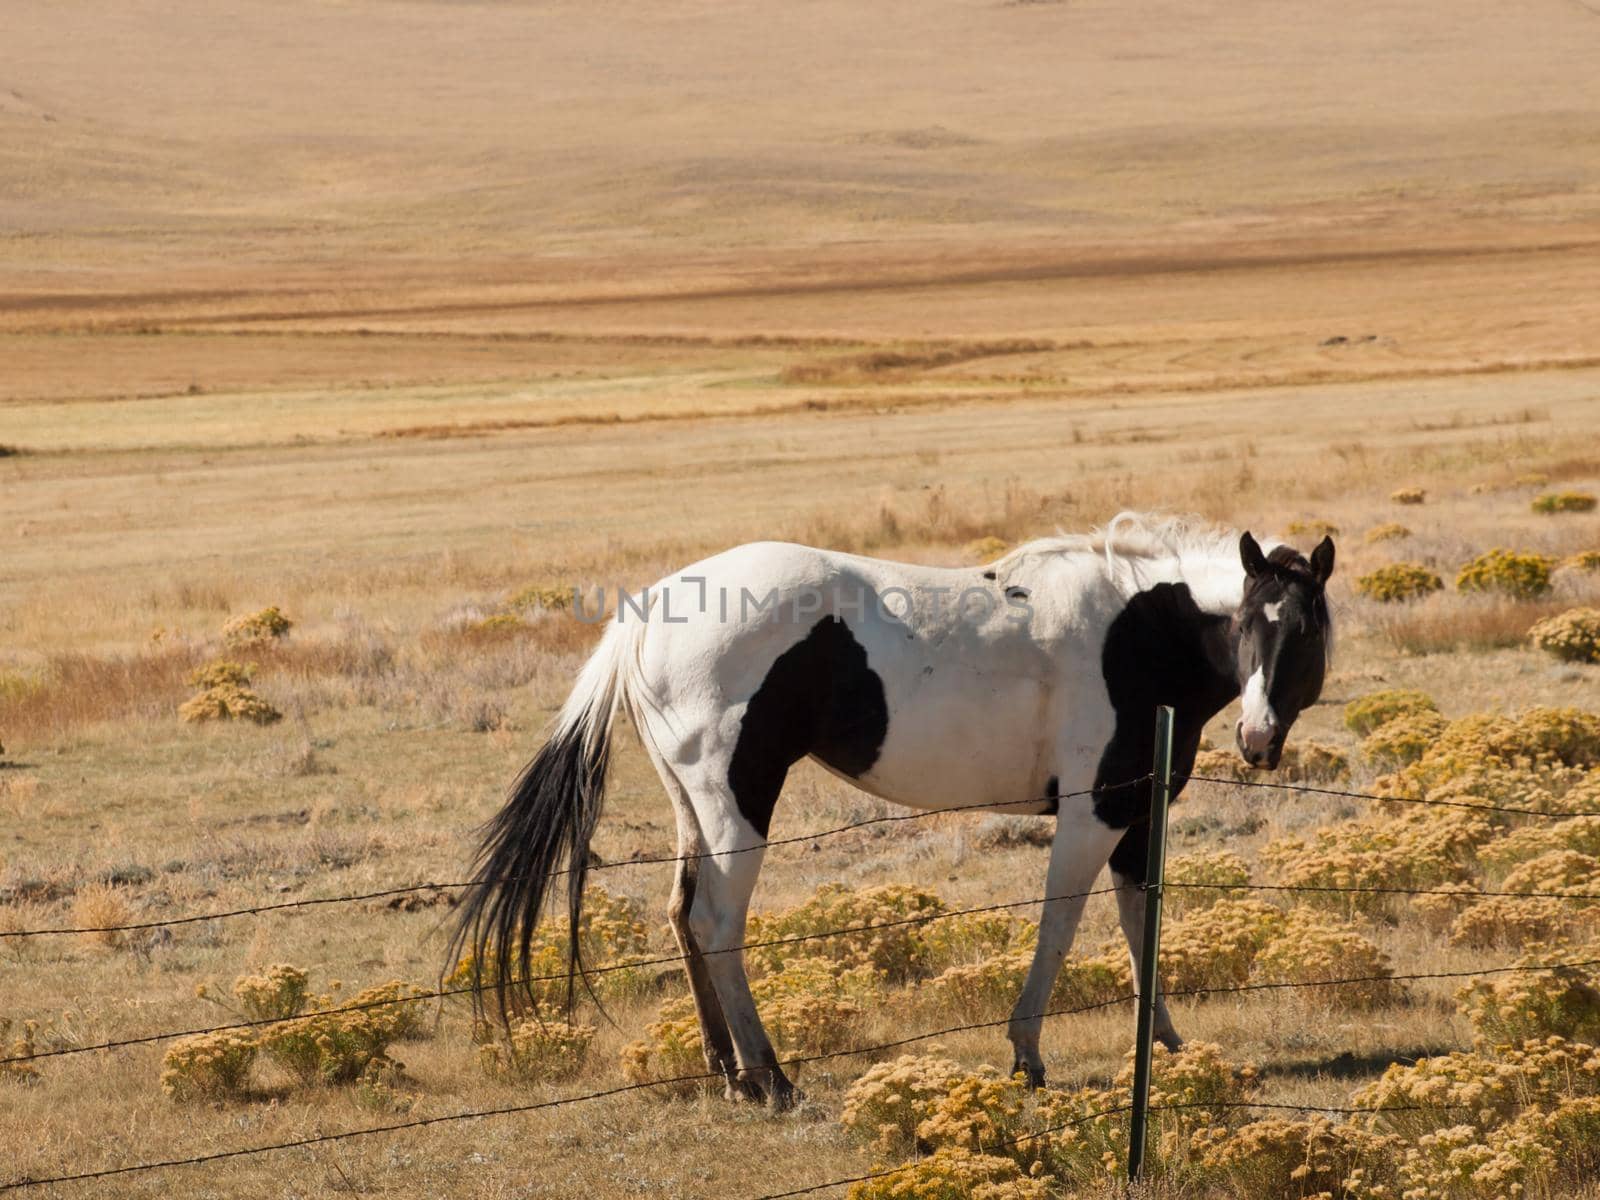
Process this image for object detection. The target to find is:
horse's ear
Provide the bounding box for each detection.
[1239,531,1268,578]
[1310,535,1336,584]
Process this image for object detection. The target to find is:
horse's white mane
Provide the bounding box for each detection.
[996,511,1253,608]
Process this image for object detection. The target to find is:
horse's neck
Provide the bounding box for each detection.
[1107,580,1240,726]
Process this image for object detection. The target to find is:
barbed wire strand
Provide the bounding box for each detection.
[0,995,1138,1192]
[1185,772,1600,820]
[0,884,1120,1067]
[1166,879,1600,903]
[0,779,1147,939]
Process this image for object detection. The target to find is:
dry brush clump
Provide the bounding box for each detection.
[1364,521,1412,543]
[179,659,282,725]
[0,1018,43,1085]
[1164,849,1250,917]
[477,1018,595,1082]
[1344,688,1440,737]
[1532,491,1597,515]
[1286,519,1340,539]
[1355,562,1444,603]
[1459,961,1600,1048]
[221,606,293,649]
[162,964,428,1101]
[840,1042,1265,1196]
[1529,608,1600,664]
[1456,548,1556,600]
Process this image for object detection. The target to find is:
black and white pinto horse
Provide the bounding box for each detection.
[455,514,1334,1107]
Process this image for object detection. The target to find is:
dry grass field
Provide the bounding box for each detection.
[5,0,1600,1196]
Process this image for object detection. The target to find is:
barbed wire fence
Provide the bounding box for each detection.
[4,712,1596,1193]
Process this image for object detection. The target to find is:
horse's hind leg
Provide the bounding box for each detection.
[668,758,798,1108]
[668,836,740,1088]
[644,739,741,1090]
[689,821,800,1110]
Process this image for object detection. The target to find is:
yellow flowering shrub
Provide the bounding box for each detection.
[0,1019,41,1085]
[1565,550,1600,573]
[1254,908,1406,1010]
[1449,897,1596,950]
[1499,849,1600,895]
[1364,522,1412,543]
[1378,708,1600,800]
[222,606,292,648]
[259,980,423,1084]
[1530,608,1600,664]
[745,883,948,980]
[184,684,282,725]
[1262,808,1488,915]
[1160,900,1286,992]
[845,1148,1051,1200]
[1355,563,1445,603]
[1108,1041,1261,1145]
[1391,487,1427,505]
[1345,688,1440,737]
[618,998,708,1097]
[233,963,311,1021]
[1411,882,1480,935]
[508,584,571,611]
[1287,519,1340,539]
[478,1018,594,1082]
[1352,1038,1600,1138]
[923,949,1129,1023]
[1532,491,1597,515]
[1362,710,1449,769]
[841,1053,974,1155]
[919,911,1037,972]
[189,660,254,690]
[1190,747,1246,780]
[621,956,878,1088]
[1189,1117,1399,1200]
[1391,1117,1555,1200]
[1459,961,1600,1047]
[1164,849,1250,917]
[1480,816,1600,875]
[160,1031,260,1102]
[1455,549,1556,599]
[914,1074,1032,1158]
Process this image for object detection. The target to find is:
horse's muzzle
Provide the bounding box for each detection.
[1235,718,1283,769]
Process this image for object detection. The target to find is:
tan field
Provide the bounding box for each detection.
[5,1,1600,1197]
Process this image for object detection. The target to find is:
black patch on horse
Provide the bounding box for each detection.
[1092,582,1238,835]
[1040,775,1060,817]
[729,617,889,837]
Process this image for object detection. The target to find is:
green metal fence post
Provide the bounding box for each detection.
[1127,704,1175,1181]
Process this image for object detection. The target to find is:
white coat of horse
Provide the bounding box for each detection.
[455,513,1335,1107]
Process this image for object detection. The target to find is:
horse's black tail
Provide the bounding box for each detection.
[449,622,634,1021]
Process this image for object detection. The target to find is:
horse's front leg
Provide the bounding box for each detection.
[1006,807,1122,1089]
[1110,824,1182,1051]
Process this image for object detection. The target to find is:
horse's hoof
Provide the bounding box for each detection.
[1011,1059,1046,1090]
[726,1074,769,1104]
[1156,1030,1185,1052]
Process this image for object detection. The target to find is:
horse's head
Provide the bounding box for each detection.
[1232,531,1335,769]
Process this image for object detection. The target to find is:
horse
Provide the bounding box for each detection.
[452,512,1335,1108]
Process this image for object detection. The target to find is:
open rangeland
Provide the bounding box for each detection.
[5,1,1600,1197]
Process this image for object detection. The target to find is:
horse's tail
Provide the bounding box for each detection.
[449,617,644,1020]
